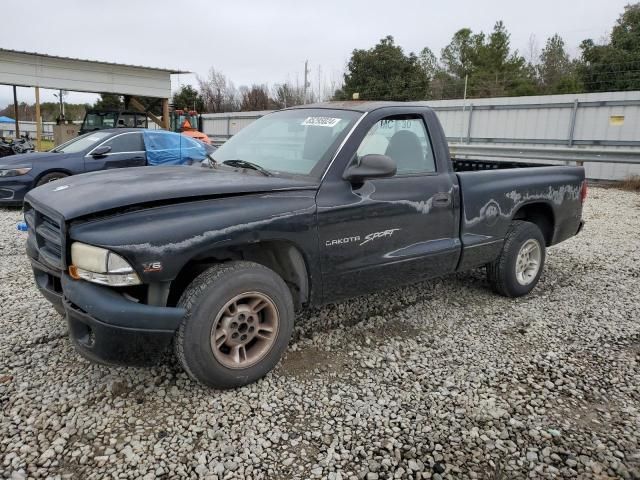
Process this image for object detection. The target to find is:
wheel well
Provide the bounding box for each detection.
[513,203,555,246]
[168,241,310,310]
[34,169,72,186]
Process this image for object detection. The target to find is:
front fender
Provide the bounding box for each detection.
[68,191,318,283]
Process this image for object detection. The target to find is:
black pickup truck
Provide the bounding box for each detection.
[24,102,586,388]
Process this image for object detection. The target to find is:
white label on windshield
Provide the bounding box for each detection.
[87,136,102,141]
[301,116,341,127]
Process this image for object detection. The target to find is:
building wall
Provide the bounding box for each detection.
[199,92,640,180]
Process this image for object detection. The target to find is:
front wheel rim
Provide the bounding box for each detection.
[210,292,279,369]
[515,239,542,285]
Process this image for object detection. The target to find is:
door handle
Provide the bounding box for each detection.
[432,192,451,207]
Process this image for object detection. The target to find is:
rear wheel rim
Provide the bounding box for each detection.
[210,292,279,369]
[515,239,541,285]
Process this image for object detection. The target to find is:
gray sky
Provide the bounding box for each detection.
[0,0,630,109]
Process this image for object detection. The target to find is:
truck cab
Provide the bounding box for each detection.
[79,110,148,135]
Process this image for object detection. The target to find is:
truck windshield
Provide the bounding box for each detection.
[83,112,118,130]
[212,109,361,177]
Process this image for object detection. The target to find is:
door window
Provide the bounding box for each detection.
[102,132,144,153]
[356,115,436,174]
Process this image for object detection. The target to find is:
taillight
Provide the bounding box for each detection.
[580,180,588,203]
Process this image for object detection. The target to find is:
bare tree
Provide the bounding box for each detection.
[197,68,239,113]
[526,34,540,66]
[239,85,272,111]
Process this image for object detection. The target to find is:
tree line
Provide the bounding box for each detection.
[172,69,339,113]
[336,3,640,101]
[0,102,89,123]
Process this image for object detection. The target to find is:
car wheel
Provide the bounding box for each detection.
[36,172,68,187]
[487,220,546,297]
[175,261,294,389]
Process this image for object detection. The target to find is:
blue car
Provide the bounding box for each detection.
[0,129,212,206]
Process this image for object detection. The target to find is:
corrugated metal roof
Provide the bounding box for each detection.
[0,48,189,74]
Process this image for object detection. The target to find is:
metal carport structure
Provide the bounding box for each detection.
[0,48,188,146]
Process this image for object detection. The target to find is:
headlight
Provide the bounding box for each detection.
[69,242,141,286]
[0,167,32,177]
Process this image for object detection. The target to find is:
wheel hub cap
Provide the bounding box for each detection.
[210,292,279,369]
[515,239,542,286]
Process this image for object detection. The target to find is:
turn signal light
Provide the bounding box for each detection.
[69,265,80,279]
[580,180,588,203]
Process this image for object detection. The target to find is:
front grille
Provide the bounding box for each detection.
[25,204,64,271]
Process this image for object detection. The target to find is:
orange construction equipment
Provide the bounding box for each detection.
[170,109,211,144]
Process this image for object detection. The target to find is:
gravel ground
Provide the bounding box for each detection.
[1,186,639,480]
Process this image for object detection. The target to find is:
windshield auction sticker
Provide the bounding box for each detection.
[302,117,341,127]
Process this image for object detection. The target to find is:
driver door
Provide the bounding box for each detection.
[317,114,460,301]
[84,132,146,172]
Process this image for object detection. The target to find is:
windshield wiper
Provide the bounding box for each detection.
[222,159,273,177]
[205,155,219,168]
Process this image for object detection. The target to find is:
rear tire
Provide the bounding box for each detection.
[36,172,68,187]
[175,261,294,389]
[487,220,546,297]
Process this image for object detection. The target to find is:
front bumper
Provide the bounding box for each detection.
[32,264,185,365]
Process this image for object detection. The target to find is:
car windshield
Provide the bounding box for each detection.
[212,109,361,177]
[52,131,112,154]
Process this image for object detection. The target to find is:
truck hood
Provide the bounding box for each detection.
[25,166,319,220]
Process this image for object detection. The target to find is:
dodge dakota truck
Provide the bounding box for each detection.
[24,102,586,389]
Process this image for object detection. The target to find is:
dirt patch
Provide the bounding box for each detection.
[351,319,425,351]
[279,346,351,379]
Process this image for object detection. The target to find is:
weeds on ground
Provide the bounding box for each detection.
[620,175,640,192]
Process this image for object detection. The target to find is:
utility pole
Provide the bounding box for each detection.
[53,89,66,123]
[460,74,468,143]
[35,87,41,151]
[303,60,310,104]
[12,86,19,138]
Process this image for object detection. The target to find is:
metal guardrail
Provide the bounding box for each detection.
[449,144,640,165]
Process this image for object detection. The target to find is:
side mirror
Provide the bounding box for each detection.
[343,154,396,182]
[91,145,111,157]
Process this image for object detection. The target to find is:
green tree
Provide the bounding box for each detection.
[172,85,204,111]
[339,36,429,101]
[580,3,640,92]
[271,83,305,108]
[93,93,123,110]
[538,34,582,94]
[440,22,537,98]
[441,28,475,79]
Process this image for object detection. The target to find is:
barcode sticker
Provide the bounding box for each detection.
[301,117,341,127]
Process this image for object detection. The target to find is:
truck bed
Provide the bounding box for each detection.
[453,164,585,272]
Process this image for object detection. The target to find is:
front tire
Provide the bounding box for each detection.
[36,172,68,187]
[487,221,546,297]
[175,261,294,389]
